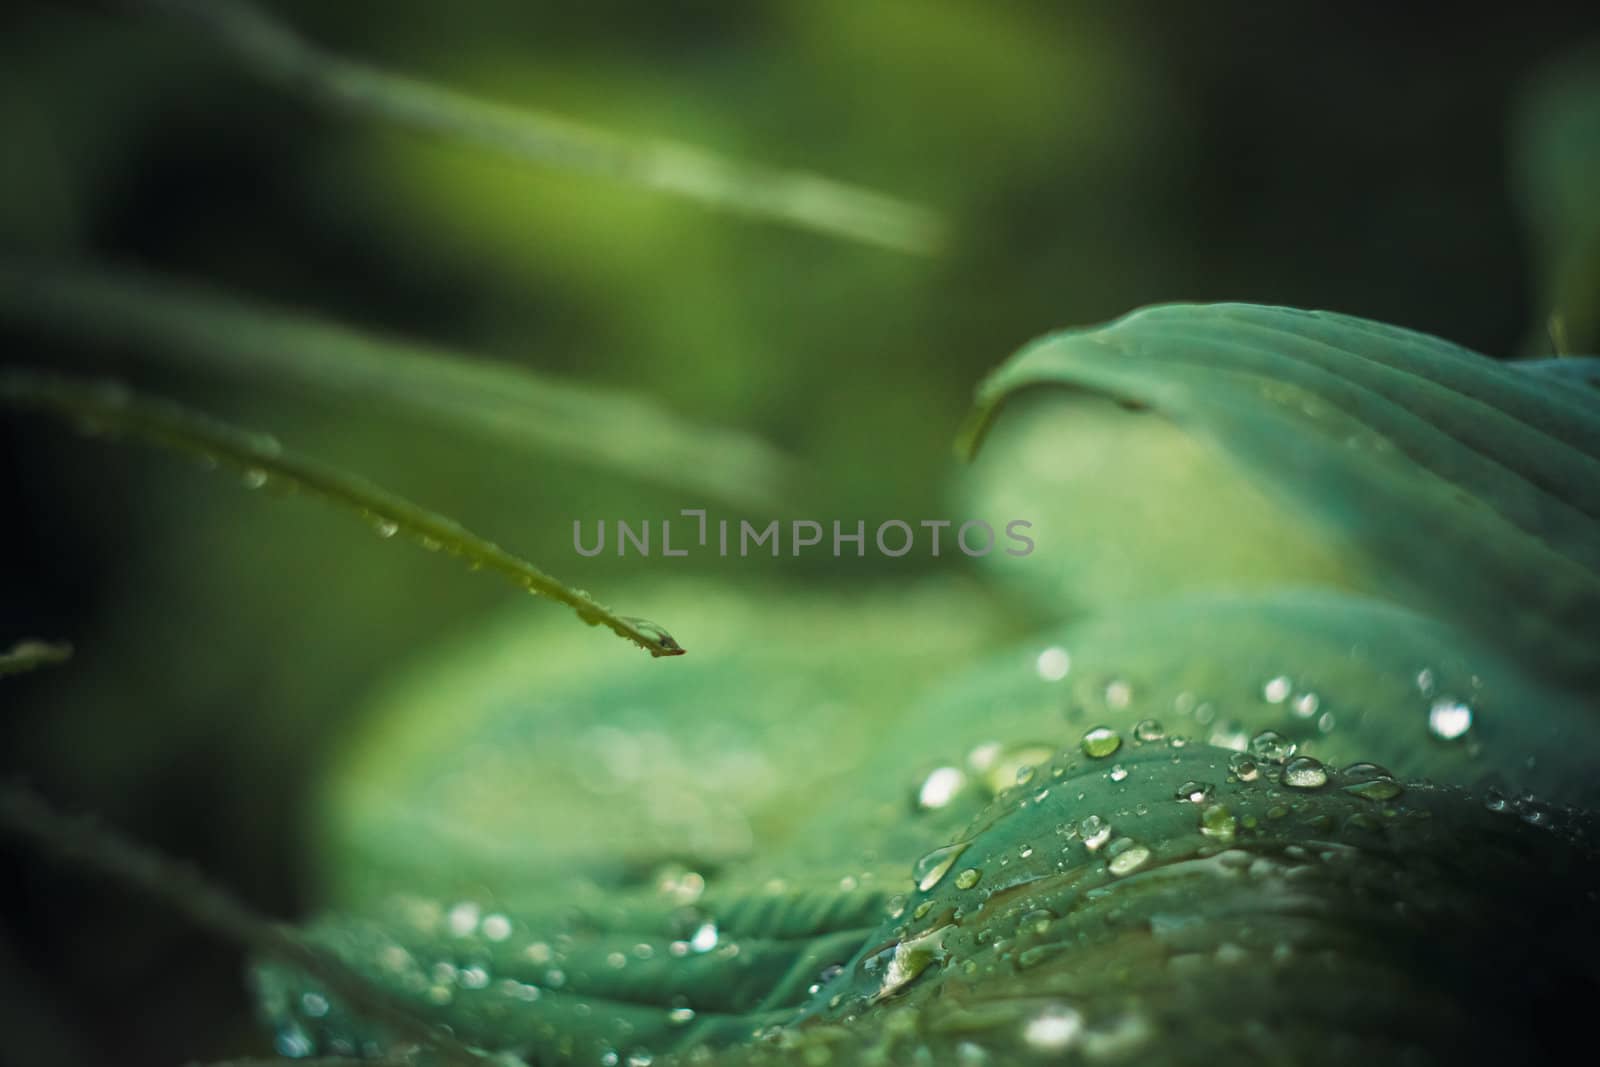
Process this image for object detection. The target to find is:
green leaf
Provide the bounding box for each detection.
[311,578,1004,907]
[132,0,943,254]
[0,257,803,512]
[0,371,684,658]
[0,639,72,678]
[964,303,1600,692]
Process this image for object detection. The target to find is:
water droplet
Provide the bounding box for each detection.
[1263,675,1292,703]
[689,921,719,953]
[913,842,969,891]
[372,518,399,539]
[1023,1004,1083,1051]
[1133,718,1165,742]
[954,868,982,890]
[870,924,950,1002]
[1416,668,1436,696]
[1249,730,1296,764]
[1080,726,1122,759]
[1109,763,1129,782]
[481,914,512,942]
[1228,752,1260,781]
[1291,691,1320,718]
[979,744,1055,795]
[446,901,480,937]
[668,1007,696,1025]
[1036,646,1071,681]
[241,468,269,490]
[1175,781,1213,804]
[1079,815,1112,851]
[916,766,967,811]
[1428,698,1473,741]
[1200,804,1237,842]
[1104,680,1133,709]
[1280,756,1329,790]
[1107,837,1151,876]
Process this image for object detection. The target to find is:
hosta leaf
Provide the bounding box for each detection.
[314,578,1003,908]
[957,391,1371,616]
[964,304,1600,691]
[794,589,1600,855]
[781,743,1600,1067]
[256,872,899,1065]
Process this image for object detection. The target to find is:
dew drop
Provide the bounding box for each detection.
[1023,1004,1083,1051]
[1109,763,1129,783]
[1200,804,1237,842]
[1427,698,1473,741]
[1036,646,1071,681]
[1249,730,1296,764]
[1079,815,1112,851]
[913,842,969,891]
[1106,837,1151,876]
[1133,718,1165,742]
[916,766,966,811]
[1280,756,1329,790]
[1290,691,1320,718]
[1227,752,1260,782]
[1263,675,1292,703]
[1080,726,1122,759]
[1104,680,1133,710]
[1175,780,1213,804]
[954,868,982,890]
[689,921,719,953]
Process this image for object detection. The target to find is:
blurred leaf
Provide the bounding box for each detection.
[134,0,943,254]
[0,639,72,678]
[0,371,685,657]
[956,392,1370,618]
[964,303,1600,692]
[0,257,803,512]
[312,577,1005,907]
[1513,44,1600,353]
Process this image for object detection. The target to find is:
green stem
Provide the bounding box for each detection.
[0,371,685,657]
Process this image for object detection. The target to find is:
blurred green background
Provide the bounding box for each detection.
[2,1,1598,1063]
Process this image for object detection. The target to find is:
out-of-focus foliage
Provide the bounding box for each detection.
[3,2,1600,1065]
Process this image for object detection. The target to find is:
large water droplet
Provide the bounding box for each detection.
[1249,730,1296,764]
[1200,804,1237,842]
[1080,726,1122,759]
[1280,756,1328,790]
[916,766,966,811]
[1035,646,1071,681]
[1427,698,1473,741]
[1023,1004,1083,1051]
[1107,838,1151,876]
[1080,815,1112,851]
[913,842,969,891]
[1133,718,1165,742]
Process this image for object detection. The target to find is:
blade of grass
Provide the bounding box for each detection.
[0,640,73,678]
[0,371,686,657]
[129,0,943,255]
[0,783,508,1067]
[0,257,803,513]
